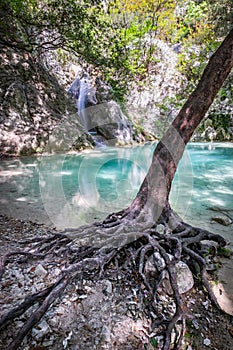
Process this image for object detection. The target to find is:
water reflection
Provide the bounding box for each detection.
[0,143,232,232]
[38,145,155,227]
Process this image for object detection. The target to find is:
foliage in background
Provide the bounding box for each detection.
[207,0,233,36]
[0,0,232,104]
[0,0,132,100]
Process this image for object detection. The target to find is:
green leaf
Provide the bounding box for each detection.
[150,337,158,347]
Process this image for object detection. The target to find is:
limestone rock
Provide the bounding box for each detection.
[0,46,79,156]
[34,264,47,278]
[145,254,194,294]
[212,281,233,316]
[211,215,232,226]
[175,260,194,294]
[126,39,184,139]
[68,74,134,146]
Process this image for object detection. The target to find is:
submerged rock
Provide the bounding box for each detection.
[211,215,232,226]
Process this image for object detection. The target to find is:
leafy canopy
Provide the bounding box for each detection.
[0,0,231,100]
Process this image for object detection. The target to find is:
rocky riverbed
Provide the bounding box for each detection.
[0,214,233,350]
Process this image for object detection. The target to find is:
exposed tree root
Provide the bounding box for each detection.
[0,211,228,350]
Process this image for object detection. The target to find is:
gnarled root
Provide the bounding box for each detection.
[0,212,228,350]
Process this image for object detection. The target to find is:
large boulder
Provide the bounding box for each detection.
[67,75,134,145]
[84,101,133,146]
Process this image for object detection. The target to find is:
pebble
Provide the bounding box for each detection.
[34,263,47,278]
[192,319,199,330]
[203,338,211,346]
[188,298,196,305]
[15,321,24,329]
[101,325,111,342]
[103,280,113,294]
[52,267,62,276]
[202,300,209,310]
[32,320,50,340]
[156,224,165,234]
[63,331,73,349]
[42,339,54,347]
[154,252,166,271]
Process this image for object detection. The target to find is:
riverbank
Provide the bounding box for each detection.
[0,214,233,350]
[1,143,233,321]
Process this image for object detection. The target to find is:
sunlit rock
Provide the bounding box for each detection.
[0,46,78,156]
[145,254,194,294]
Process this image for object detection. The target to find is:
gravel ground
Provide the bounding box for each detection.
[0,214,233,350]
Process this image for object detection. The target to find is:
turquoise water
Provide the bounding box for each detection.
[0,142,232,233]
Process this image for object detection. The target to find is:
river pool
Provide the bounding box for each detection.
[1,141,233,313]
[0,142,232,240]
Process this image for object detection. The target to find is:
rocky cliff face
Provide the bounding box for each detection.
[1,41,231,158]
[127,40,233,142]
[0,47,150,157]
[193,73,233,142]
[126,40,185,139]
[0,46,93,156]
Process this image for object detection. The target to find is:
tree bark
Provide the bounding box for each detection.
[128,28,233,224]
[1,30,233,350]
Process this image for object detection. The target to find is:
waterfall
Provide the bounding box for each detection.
[77,78,88,130]
[67,73,90,131]
[67,73,134,146]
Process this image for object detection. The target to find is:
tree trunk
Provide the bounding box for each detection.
[2,29,233,350]
[128,28,233,224]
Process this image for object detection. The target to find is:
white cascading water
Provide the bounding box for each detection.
[77,78,88,130]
